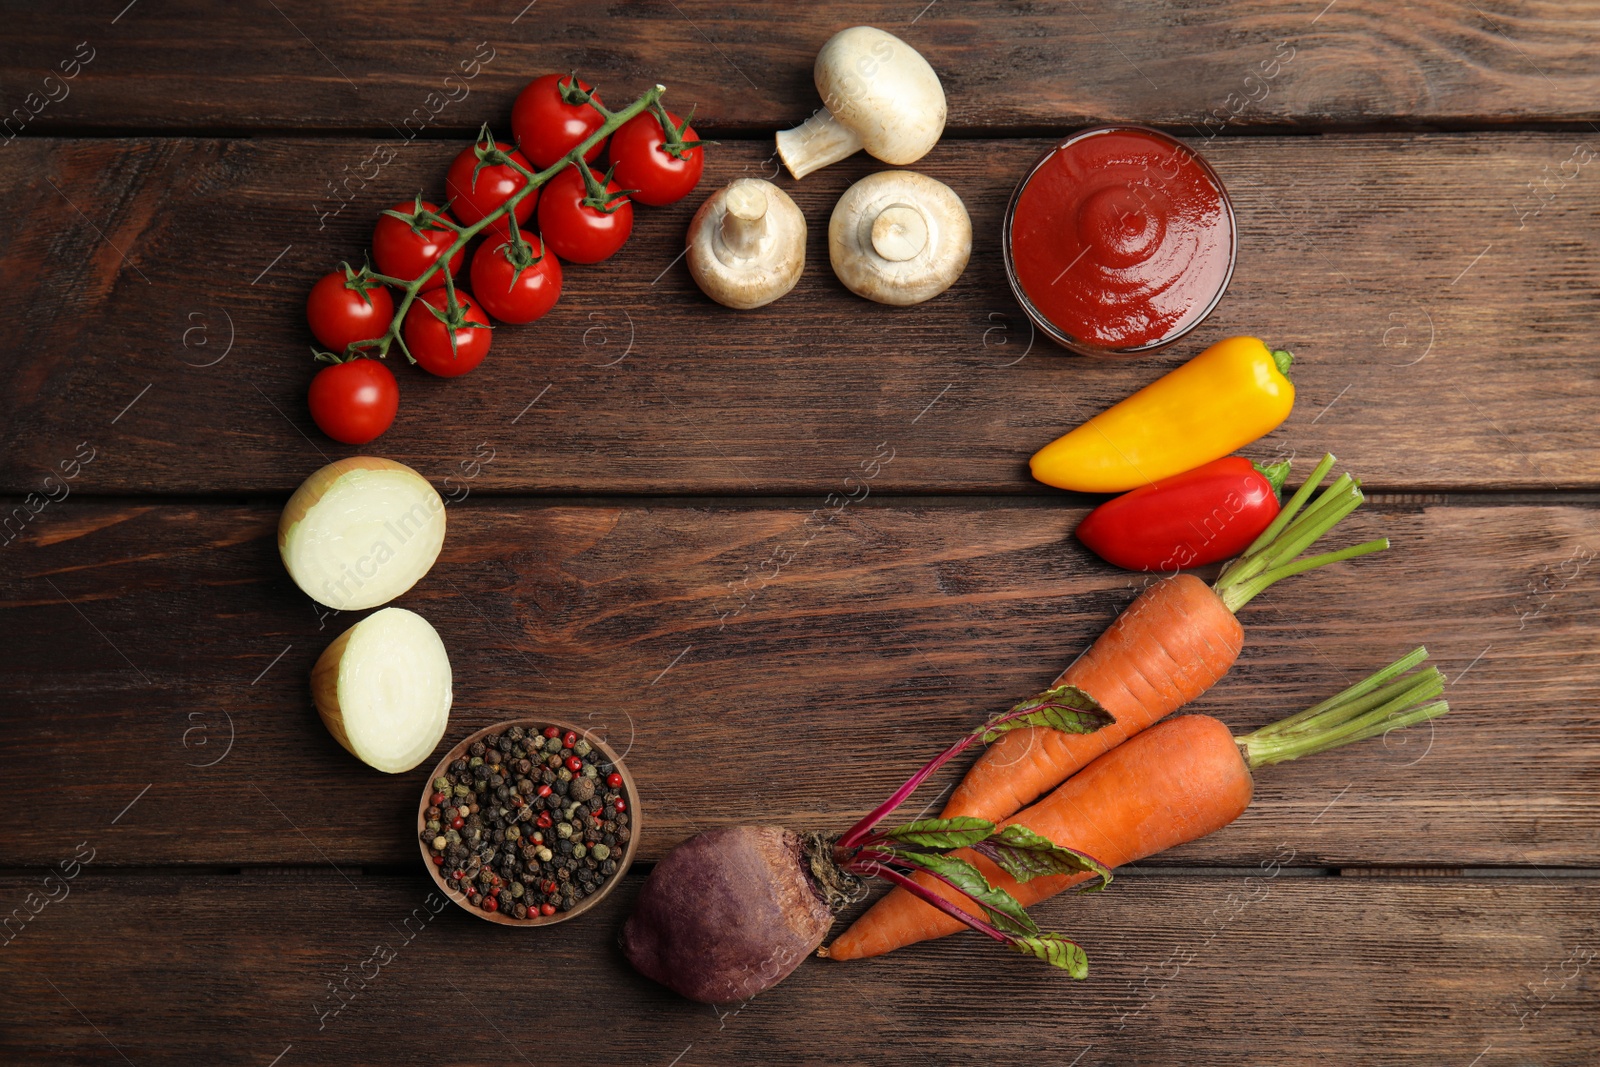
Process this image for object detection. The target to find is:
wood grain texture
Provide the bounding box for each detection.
[3,1,1599,134]
[3,871,1596,1065]
[3,499,1595,868]
[1,134,1597,495]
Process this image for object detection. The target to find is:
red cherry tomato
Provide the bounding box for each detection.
[607,110,704,206]
[445,140,537,242]
[307,359,398,444]
[402,289,492,377]
[512,74,606,169]
[305,270,394,353]
[372,201,463,291]
[469,237,562,325]
[1074,456,1286,572]
[536,165,633,264]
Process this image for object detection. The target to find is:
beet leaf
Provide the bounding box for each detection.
[971,824,1114,891]
[975,684,1113,743]
[878,816,995,849]
[1012,933,1090,978]
[884,850,1038,937]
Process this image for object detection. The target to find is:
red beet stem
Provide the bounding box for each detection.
[839,689,1092,849]
[851,858,1010,945]
[837,732,982,849]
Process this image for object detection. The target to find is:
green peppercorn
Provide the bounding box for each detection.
[453,784,471,798]
[573,739,593,757]
[537,847,553,862]
[445,830,462,845]
[572,844,587,859]
[556,822,574,840]
[511,881,525,898]
[591,843,610,861]
[469,756,484,768]
[433,776,451,791]
[558,768,573,782]
[583,764,599,779]
[425,819,441,832]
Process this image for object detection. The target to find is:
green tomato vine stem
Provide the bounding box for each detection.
[345,82,667,364]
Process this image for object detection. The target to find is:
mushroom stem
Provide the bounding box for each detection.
[776,108,866,180]
[718,182,770,260]
[869,204,928,262]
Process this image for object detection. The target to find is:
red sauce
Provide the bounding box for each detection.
[1006,127,1234,353]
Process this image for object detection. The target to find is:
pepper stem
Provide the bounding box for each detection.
[1254,459,1292,496]
[1272,348,1294,376]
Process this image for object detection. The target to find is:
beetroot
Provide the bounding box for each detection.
[621,827,856,1003]
[622,687,1122,1003]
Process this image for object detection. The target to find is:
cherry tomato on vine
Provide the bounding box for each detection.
[445,139,538,242]
[372,200,463,291]
[470,237,563,325]
[305,269,393,353]
[308,358,399,444]
[402,289,492,377]
[607,110,704,206]
[536,165,633,264]
[512,74,607,169]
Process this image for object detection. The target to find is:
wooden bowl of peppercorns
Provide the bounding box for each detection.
[417,718,640,926]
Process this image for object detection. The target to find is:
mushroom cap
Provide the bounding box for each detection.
[814,26,946,166]
[686,178,807,310]
[829,170,971,306]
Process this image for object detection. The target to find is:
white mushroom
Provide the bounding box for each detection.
[686,178,807,310]
[829,170,971,306]
[776,26,946,180]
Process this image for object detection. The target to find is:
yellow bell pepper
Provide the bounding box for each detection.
[1031,336,1295,493]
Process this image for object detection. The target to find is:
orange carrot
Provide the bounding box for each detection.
[945,572,1240,822]
[943,453,1385,824]
[828,649,1447,961]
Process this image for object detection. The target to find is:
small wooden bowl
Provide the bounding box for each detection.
[417,718,641,926]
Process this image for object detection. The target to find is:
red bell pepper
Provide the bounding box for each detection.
[1075,457,1289,572]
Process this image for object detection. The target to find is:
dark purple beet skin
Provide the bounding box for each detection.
[621,826,838,1004]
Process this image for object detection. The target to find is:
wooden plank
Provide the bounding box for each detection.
[3,871,1595,1064]
[2,133,1597,495]
[2,499,1595,868]
[4,1,1599,134]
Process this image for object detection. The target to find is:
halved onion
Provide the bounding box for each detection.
[312,607,452,773]
[279,457,445,611]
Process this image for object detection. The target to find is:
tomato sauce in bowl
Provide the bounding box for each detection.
[1003,126,1235,356]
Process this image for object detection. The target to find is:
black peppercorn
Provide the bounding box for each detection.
[470,741,486,757]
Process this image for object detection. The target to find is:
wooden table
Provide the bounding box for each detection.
[3,3,1597,1063]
